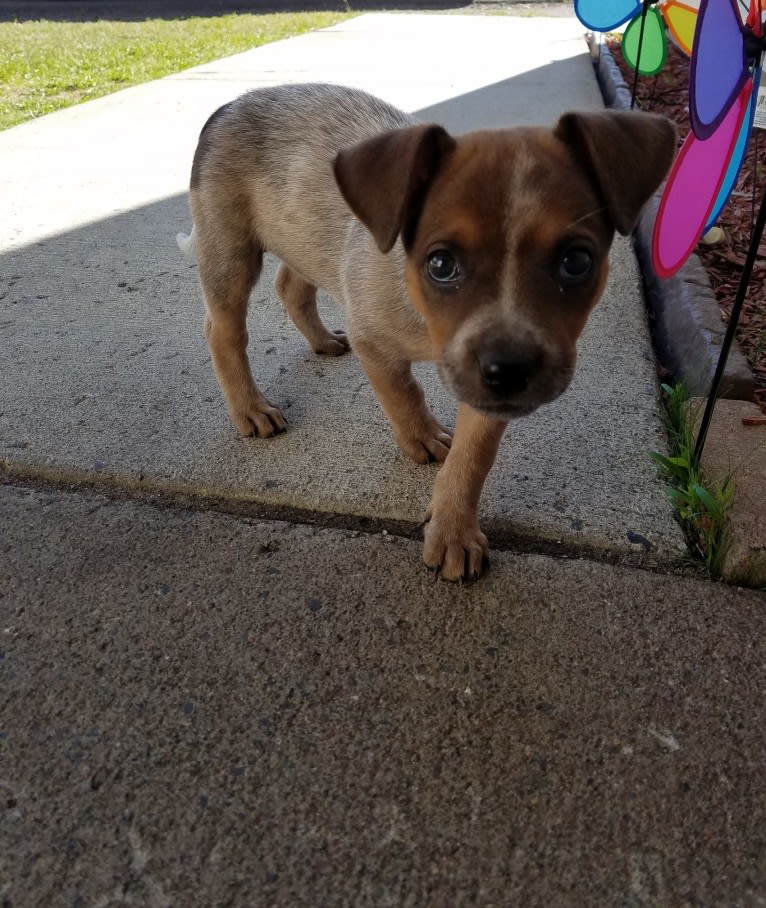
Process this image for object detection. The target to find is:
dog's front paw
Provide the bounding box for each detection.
[231,395,287,438]
[396,418,453,464]
[422,511,489,582]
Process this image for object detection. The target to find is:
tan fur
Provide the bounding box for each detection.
[181,83,676,581]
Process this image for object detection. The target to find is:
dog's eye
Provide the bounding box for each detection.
[559,248,593,285]
[426,249,461,285]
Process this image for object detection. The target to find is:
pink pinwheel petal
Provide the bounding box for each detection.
[652,80,752,278]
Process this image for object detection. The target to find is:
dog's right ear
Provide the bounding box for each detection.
[334,124,456,254]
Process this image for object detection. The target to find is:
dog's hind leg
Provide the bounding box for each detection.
[275,263,350,356]
[198,242,287,438]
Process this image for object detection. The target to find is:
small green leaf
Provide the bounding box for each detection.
[692,484,720,515]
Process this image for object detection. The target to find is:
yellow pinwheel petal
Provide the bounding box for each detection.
[663,0,699,56]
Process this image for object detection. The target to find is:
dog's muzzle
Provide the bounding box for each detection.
[477,339,544,397]
[439,335,573,420]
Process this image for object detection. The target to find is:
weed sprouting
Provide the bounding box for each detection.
[652,383,734,576]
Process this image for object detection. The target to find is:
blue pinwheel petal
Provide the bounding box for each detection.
[704,68,760,231]
[690,0,749,139]
[575,0,641,30]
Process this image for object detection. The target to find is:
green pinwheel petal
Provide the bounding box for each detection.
[622,7,667,75]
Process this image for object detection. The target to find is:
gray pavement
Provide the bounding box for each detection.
[2,11,765,906]
[2,482,766,906]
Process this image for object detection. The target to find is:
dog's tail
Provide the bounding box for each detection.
[176,226,196,261]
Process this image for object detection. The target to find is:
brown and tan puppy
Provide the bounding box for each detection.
[179,83,676,581]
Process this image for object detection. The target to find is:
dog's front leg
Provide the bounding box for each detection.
[354,340,453,464]
[423,404,508,581]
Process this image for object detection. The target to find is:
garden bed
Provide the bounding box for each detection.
[605,38,765,411]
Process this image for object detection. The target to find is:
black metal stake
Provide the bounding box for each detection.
[693,183,766,464]
[630,0,652,109]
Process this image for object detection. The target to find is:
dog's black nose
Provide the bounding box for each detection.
[478,342,542,395]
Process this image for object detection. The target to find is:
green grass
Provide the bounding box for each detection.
[0,12,353,130]
[652,383,735,576]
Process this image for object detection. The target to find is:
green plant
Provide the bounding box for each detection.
[652,383,735,576]
[0,12,352,131]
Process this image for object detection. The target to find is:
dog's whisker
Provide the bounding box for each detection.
[563,206,611,231]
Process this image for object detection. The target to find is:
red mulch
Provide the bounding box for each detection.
[606,39,766,410]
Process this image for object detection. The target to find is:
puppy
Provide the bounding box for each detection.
[179,83,676,581]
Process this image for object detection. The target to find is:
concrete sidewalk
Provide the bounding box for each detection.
[0,12,683,559]
[2,11,765,906]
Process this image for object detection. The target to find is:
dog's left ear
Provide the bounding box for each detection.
[334,124,457,254]
[554,110,677,235]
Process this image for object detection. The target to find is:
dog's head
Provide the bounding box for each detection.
[334,111,676,419]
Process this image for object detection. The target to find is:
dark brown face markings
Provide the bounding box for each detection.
[404,134,513,350]
[402,127,617,416]
[512,212,610,336]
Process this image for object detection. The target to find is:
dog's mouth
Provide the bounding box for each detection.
[469,398,545,419]
[438,355,573,420]
[458,389,565,421]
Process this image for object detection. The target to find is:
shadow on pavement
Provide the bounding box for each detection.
[0,60,683,560]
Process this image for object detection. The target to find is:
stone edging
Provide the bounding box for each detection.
[588,36,756,400]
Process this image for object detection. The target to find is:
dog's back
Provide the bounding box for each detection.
[188,84,412,293]
[197,83,409,160]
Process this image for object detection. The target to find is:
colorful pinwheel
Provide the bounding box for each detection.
[575,0,699,75]
[652,0,764,277]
